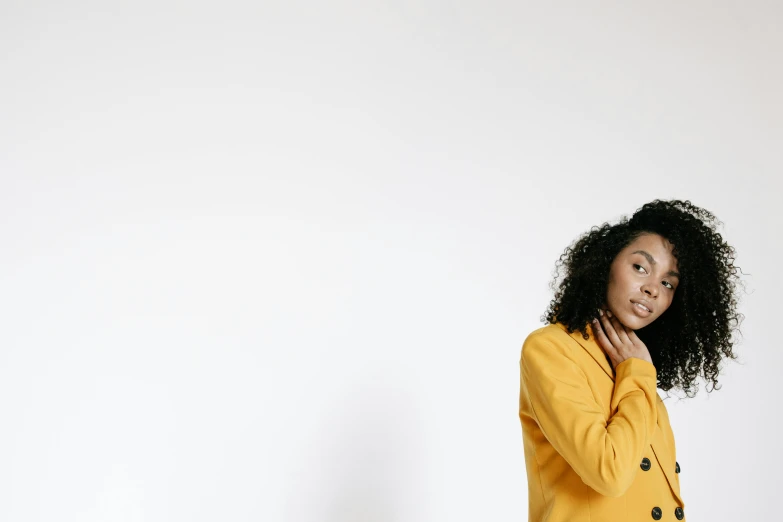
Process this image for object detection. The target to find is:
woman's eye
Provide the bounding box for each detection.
[633,264,647,274]
[663,281,674,290]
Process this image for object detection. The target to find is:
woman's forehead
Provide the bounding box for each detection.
[620,233,678,265]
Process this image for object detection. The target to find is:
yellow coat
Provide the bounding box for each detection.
[518,323,685,521]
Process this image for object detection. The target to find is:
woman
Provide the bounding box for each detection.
[518,200,742,522]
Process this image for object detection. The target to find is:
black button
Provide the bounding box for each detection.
[675,507,684,520]
[651,506,662,520]
[675,461,681,473]
[640,457,652,471]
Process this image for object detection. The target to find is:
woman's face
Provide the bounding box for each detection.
[605,232,680,330]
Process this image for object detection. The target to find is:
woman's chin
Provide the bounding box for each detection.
[615,311,650,331]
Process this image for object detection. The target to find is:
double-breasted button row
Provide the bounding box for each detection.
[651,506,685,520]
[640,457,681,476]
[643,458,684,519]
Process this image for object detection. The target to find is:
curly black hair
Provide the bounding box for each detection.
[543,199,744,397]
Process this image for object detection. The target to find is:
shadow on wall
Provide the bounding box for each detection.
[284,367,431,522]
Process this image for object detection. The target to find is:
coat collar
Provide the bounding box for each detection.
[556,322,615,380]
[555,322,684,506]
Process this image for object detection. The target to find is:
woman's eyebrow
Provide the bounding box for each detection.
[632,250,681,278]
[632,250,656,265]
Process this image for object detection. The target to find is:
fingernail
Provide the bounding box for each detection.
[598,309,603,316]
[592,318,598,323]
[606,310,612,317]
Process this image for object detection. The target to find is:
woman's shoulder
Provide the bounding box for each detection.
[524,322,571,343]
[522,322,586,357]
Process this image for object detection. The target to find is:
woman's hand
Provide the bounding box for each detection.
[592,309,654,368]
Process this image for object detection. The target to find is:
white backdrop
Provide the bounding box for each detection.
[1,1,779,521]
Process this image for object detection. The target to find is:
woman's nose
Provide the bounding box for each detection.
[642,285,659,298]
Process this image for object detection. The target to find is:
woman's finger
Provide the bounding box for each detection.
[626,327,643,347]
[599,310,623,348]
[591,317,616,356]
[610,315,631,345]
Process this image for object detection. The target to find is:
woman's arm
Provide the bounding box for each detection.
[520,331,658,497]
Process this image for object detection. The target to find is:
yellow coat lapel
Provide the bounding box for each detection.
[561,322,615,380]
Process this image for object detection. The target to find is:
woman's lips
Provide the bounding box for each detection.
[631,301,652,317]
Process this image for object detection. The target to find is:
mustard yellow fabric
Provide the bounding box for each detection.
[519,323,685,521]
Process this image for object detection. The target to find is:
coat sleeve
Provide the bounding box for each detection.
[520,330,659,497]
